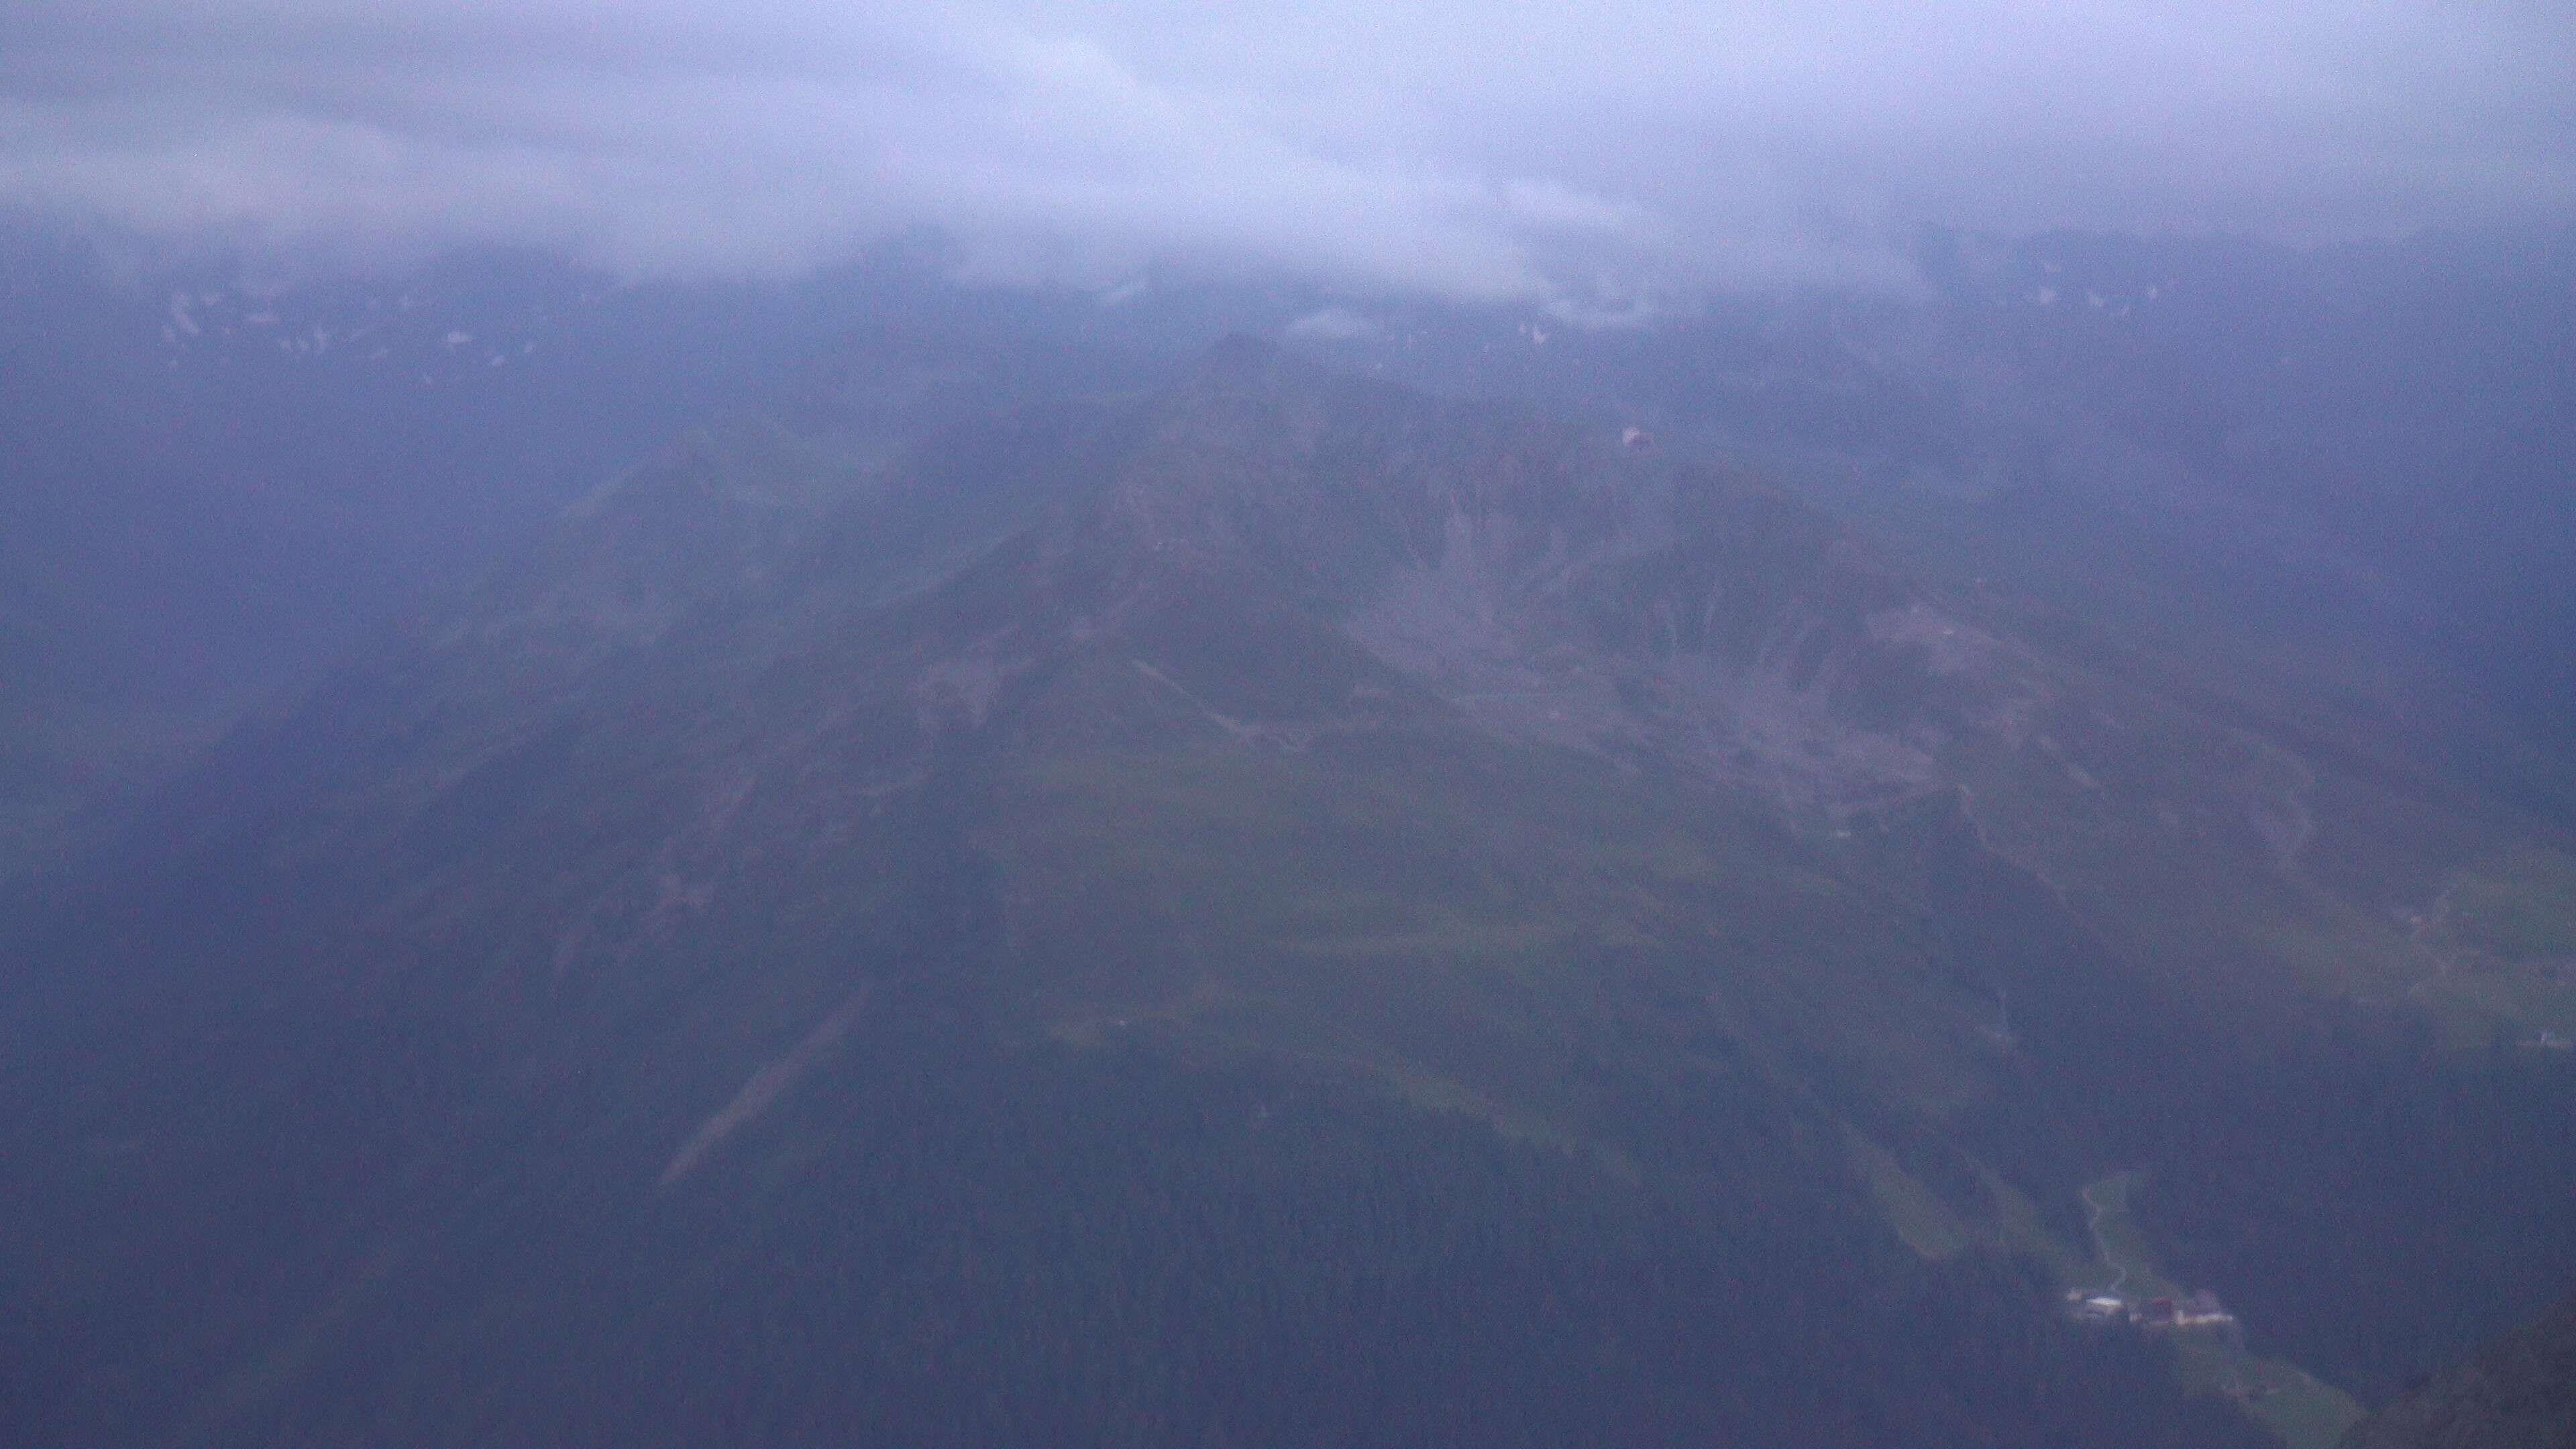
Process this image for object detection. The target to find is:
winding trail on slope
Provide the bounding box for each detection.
[2084,1173,2135,1297]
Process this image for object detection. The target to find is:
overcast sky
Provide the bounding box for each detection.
[2,1,2570,305]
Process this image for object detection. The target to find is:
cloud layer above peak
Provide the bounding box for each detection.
[3,1,2569,302]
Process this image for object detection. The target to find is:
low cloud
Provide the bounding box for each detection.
[3,1,2569,305]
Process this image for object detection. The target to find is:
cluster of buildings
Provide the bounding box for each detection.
[2064,1288,2241,1339]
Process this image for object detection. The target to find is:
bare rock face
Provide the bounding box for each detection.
[2340,1291,2576,1449]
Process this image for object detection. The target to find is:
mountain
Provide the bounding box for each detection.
[18,224,2571,882]
[0,233,817,879]
[2340,1290,2576,1449]
[0,230,1191,883]
[1301,225,2576,824]
[4,333,2573,1446]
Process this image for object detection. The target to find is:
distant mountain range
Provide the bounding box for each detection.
[4,228,2574,1446]
[13,223,2572,883]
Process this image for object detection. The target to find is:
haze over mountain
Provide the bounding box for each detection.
[7,4,2576,1446]
[12,221,2575,873]
[7,303,2576,1444]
